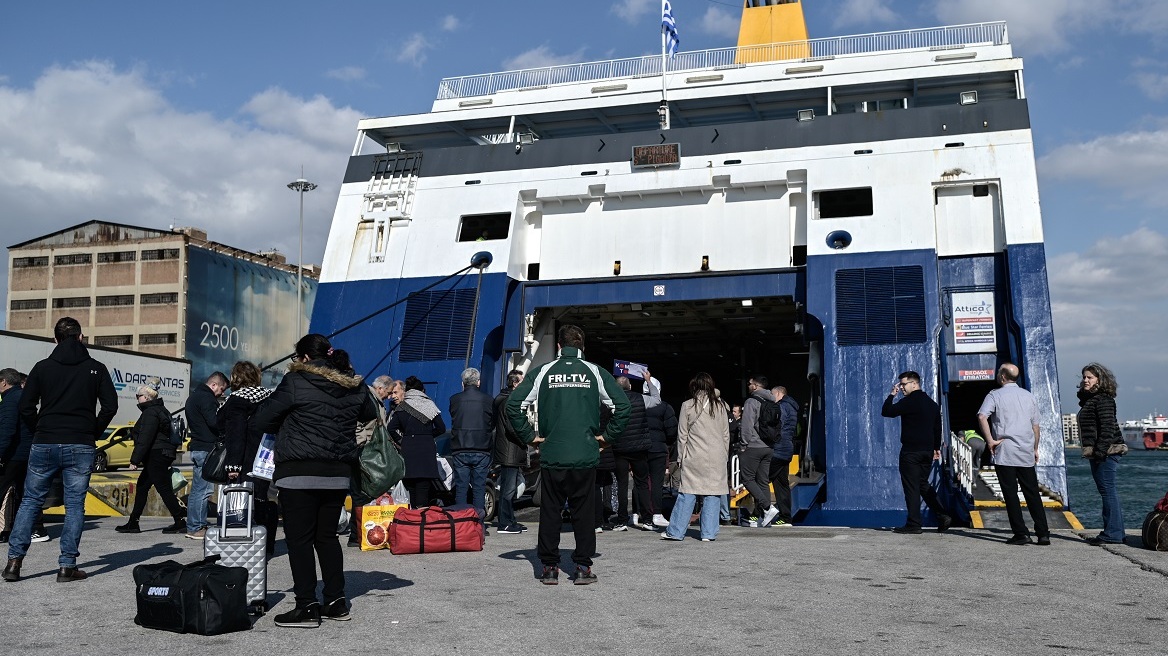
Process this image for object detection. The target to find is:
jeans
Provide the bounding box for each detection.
[497,466,521,529]
[1090,456,1125,542]
[995,464,1049,539]
[665,493,722,540]
[186,450,212,533]
[278,487,347,607]
[720,494,731,521]
[899,450,947,529]
[451,451,492,521]
[8,444,95,567]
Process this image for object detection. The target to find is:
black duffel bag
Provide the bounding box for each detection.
[133,555,251,635]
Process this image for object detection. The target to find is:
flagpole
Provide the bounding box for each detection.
[660,0,670,130]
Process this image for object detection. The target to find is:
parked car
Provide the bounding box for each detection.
[94,423,137,472]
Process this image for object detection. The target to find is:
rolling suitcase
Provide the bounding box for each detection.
[204,482,268,615]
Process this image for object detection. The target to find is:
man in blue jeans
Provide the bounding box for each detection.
[185,371,228,540]
[4,317,117,583]
[449,368,494,530]
[492,369,528,534]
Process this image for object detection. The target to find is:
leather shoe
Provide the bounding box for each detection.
[892,526,923,534]
[2,557,21,582]
[56,567,88,582]
[1005,534,1031,545]
[1036,536,1051,546]
[936,515,953,533]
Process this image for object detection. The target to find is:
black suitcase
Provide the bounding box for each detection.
[133,555,251,635]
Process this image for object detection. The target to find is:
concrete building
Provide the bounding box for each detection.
[1061,413,1081,447]
[8,220,318,383]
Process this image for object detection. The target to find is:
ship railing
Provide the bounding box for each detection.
[947,430,975,497]
[436,21,1007,100]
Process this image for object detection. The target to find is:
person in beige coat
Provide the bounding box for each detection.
[661,373,730,542]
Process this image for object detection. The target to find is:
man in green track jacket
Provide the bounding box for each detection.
[506,324,630,586]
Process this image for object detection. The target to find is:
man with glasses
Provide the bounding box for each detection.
[4,317,118,583]
[881,371,952,535]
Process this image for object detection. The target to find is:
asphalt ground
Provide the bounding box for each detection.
[3,506,1166,656]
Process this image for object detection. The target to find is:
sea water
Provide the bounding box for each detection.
[1065,449,1168,531]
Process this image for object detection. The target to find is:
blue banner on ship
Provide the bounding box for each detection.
[184,246,317,387]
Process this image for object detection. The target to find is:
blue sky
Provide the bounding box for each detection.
[2,0,1166,419]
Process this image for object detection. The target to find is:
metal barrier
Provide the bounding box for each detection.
[435,22,1008,99]
[948,430,974,497]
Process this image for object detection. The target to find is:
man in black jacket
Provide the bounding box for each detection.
[4,318,117,583]
[449,368,495,526]
[0,368,47,543]
[492,369,528,534]
[880,370,952,534]
[612,372,659,531]
[184,371,227,540]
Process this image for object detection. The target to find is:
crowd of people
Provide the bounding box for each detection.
[0,317,1136,620]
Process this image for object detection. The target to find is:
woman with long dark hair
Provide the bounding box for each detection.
[218,360,277,553]
[661,372,730,542]
[115,385,186,535]
[387,376,446,509]
[1077,362,1127,545]
[255,334,378,628]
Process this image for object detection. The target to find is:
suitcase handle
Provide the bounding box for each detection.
[417,506,458,553]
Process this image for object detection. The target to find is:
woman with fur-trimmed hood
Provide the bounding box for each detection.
[255,334,378,628]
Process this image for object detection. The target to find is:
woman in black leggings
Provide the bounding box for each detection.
[115,385,185,534]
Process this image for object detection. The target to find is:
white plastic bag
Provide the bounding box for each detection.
[389,481,411,507]
[435,456,454,491]
[251,433,276,481]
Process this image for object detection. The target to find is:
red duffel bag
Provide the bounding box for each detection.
[389,506,484,555]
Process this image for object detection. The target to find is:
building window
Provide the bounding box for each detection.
[457,213,511,241]
[51,296,92,309]
[816,188,874,219]
[139,333,178,345]
[53,253,92,266]
[93,335,133,347]
[141,249,180,261]
[97,251,136,263]
[140,292,179,305]
[10,299,47,310]
[12,256,49,268]
[96,295,135,307]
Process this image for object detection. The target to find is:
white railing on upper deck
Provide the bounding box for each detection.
[436,22,1007,100]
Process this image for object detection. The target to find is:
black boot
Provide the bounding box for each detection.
[2,557,21,582]
[115,519,141,533]
[161,518,186,534]
[56,567,87,582]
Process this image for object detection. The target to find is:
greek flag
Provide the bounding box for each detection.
[662,0,679,57]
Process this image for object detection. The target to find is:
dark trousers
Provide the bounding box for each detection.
[252,478,278,553]
[594,469,615,527]
[129,451,184,521]
[537,467,596,568]
[995,464,1049,539]
[0,460,45,535]
[739,447,773,516]
[614,450,650,522]
[899,450,947,529]
[402,477,431,509]
[768,457,792,521]
[278,487,347,608]
[647,451,668,515]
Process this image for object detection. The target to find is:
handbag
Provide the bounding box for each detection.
[201,442,231,484]
[357,423,406,500]
[170,467,188,493]
[250,433,276,481]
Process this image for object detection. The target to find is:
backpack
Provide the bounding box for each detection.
[168,414,187,447]
[756,397,782,447]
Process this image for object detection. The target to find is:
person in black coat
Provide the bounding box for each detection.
[115,386,186,534]
[387,376,446,509]
[644,377,677,528]
[254,334,378,628]
[449,368,495,523]
[612,372,660,530]
[0,369,46,542]
[881,370,952,534]
[218,360,276,553]
[1078,362,1126,545]
[492,369,528,533]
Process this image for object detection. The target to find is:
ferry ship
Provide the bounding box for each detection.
[312,1,1067,526]
[1121,413,1168,450]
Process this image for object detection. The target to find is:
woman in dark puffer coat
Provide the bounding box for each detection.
[255,334,378,628]
[116,385,186,534]
[1077,362,1127,546]
[218,360,276,554]
[387,376,446,509]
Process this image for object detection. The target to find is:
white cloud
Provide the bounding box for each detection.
[502,45,589,71]
[611,0,656,23]
[325,66,366,82]
[832,0,898,30]
[397,33,432,67]
[441,15,460,32]
[1133,71,1168,100]
[698,7,739,40]
[1039,129,1168,206]
[0,62,363,320]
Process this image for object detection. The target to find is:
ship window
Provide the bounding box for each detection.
[458,213,510,242]
[835,266,927,346]
[816,188,873,219]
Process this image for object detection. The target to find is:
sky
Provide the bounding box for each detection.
[1,0,1166,420]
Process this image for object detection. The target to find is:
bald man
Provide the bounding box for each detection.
[977,363,1048,546]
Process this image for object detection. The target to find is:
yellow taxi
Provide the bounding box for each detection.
[94,423,136,473]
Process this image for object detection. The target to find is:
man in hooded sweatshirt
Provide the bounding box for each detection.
[4,317,117,583]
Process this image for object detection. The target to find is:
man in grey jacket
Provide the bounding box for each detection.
[740,375,782,527]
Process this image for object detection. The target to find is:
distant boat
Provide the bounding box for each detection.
[1120,413,1168,450]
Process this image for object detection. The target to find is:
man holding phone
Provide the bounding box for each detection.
[881,371,952,534]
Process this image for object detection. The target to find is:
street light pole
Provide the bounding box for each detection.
[287,174,317,338]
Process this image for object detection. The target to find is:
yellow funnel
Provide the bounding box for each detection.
[736,0,811,64]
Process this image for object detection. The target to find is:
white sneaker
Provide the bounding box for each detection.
[29,531,50,543]
[760,506,781,528]
[630,513,639,527]
[652,514,669,528]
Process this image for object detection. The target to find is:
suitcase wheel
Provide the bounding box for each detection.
[249,601,267,616]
